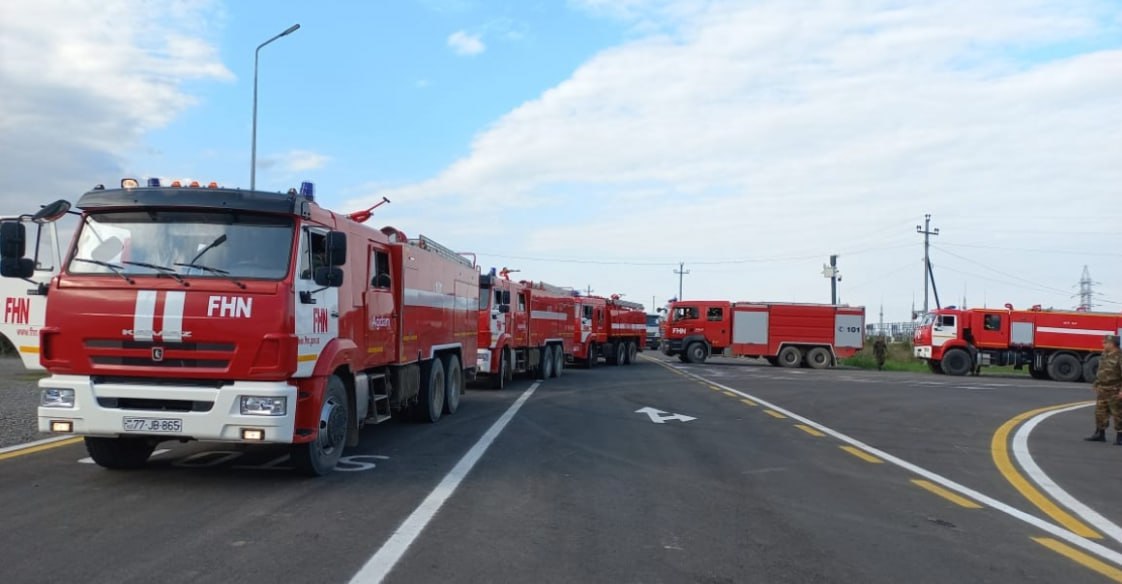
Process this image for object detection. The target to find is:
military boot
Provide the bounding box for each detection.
[1085,429,1106,442]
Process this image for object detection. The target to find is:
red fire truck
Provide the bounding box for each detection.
[660,300,865,367]
[570,294,646,367]
[476,270,575,389]
[0,179,480,475]
[913,305,1122,381]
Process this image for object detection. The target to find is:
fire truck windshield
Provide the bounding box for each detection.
[68,211,295,280]
[672,306,698,321]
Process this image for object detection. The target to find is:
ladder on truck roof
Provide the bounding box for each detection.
[611,299,645,310]
[524,280,575,296]
[408,235,475,268]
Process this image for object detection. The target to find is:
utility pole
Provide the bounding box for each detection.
[916,214,939,313]
[674,262,690,300]
[822,255,840,304]
[1075,265,1097,311]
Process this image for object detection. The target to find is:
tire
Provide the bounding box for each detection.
[292,375,349,476]
[805,347,831,369]
[614,343,626,366]
[1028,364,1049,380]
[417,358,446,423]
[939,348,973,376]
[1082,355,1099,383]
[777,346,803,368]
[927,360,944,374]
[627,342,638,365]
[84,436,157,470]
[685,342,708,364]
[1047,353,1082,383]
[443,354,462,415]
[585,343,598,369]
[540,346,554,379]
[490,349,508,390]
[552,345,564,378]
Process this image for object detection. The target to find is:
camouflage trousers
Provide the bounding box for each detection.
[1094,386,1122,431]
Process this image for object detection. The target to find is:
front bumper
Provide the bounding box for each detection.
[914,345,932,359]
[660,339,684,355]
[37,375,297,443]
[476,349,494,374]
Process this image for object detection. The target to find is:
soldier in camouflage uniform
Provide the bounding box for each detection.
[873,337,887,371]
[1085,334,1122,445]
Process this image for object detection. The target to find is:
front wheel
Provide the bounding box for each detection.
[685,342,708,364]
[84,436,157,470]
[490,349,509,390]
[292,375,349,476]
[585,344,598,369]
[939,348,973,376]
[540,346,555,379]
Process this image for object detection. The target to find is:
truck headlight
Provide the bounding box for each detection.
[240,396,287,416]
[41,388,75,408]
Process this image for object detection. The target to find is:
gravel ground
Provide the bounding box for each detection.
[0,357,50,449]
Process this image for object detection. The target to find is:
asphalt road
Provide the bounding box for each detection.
[0,354,1118,583]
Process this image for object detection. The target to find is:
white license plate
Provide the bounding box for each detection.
[123,417,182,433]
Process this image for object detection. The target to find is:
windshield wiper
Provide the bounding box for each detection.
[173,262,246,290]
[189,234,227,264]
[120,261,187,285]
[72,258,135,285]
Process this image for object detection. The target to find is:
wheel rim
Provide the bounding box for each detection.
[317,394,347,456]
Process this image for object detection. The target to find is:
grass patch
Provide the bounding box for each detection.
[842,342,1029,376]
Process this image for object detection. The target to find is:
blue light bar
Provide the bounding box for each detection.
[299,181,315,202]
[147,178,160,188]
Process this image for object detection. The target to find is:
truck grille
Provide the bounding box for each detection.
[96,397,214,412]
[84,339,235,369]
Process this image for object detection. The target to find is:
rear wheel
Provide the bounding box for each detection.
[806,347,831,369]
[552,345,564,378]
[777,346,803,368]
[1082,355,1100,383]
[627,342,638,364]
[443,354,462,415]
[84,436,157,470]
[1047,353,1082,383]
[292,375,349,476]
[685,342,708,364]
[940,348,973,376]
[612,343,626,366]
[417,358,446,423]
[540,346,554,379]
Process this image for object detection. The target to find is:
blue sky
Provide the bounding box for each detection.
[2,0,1120,319]
[125,1,628,197]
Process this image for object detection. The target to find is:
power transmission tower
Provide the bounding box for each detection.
[674,262,690,300]
[916,214,939,313]
[1074,265,1098,311]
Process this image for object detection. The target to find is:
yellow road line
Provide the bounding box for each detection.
[794,424,825,437]
[763,409,787,419]
[911,479,983,509]
[740,398,758,407]
[840,445,883,464]
[722,391,739,398]
[0,437,83,462]
[708,385,723,391]
[1032,537,1122,583]
[992,402,1101,539]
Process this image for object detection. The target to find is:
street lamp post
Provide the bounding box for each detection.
[251,23,300,191]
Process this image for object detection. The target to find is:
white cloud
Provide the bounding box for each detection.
[0,0,232,215]
[354,0,1122,318]
[258,150,330,174]
[447,30,486,56]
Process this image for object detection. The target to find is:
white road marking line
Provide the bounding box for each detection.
[349,382,540,584]
[1012,403,1122,546]
[664,364,1122,569]
[0,435,76,455]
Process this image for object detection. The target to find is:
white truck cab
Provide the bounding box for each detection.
[0,215,64,369]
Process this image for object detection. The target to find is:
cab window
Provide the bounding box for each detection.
[673,306,699,321]
[518,293,527,311]
[983,314,1001,331]
[938,315,956,328]
[707,307,724,321]
[370,250,390,289]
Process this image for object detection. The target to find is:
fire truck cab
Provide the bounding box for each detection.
[0,210,64,369]
[0,180,479,475]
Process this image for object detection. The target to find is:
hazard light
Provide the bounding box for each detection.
[171,180,182,187]
[121,178,140,189]
[299,181,315,202]
[189,180,200,188]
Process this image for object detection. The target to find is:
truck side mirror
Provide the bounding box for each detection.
[0,257,34,279]
[325,231,347,266]
[313,266,344,288]
[498,304,510,314]
[0,221,26,259]
[32,199,71,224]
